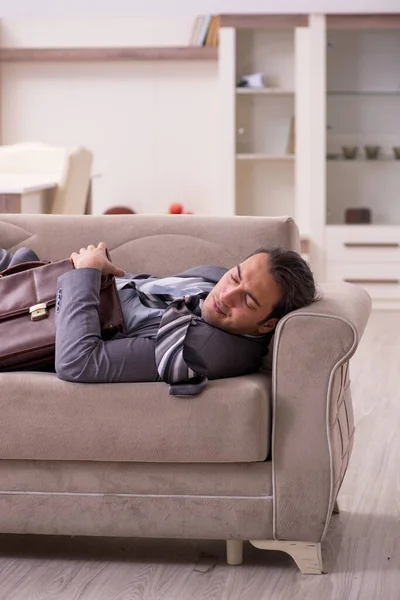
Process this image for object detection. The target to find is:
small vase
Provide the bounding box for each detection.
[341,146,358,160]
[364,145,380,160]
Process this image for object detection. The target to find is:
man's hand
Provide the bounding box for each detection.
[70,242,126,277]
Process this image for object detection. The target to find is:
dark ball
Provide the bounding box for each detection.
[104,206,135,215]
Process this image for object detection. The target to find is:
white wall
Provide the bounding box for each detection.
[1,5,398,215]
[0,0,398,17]
[0,18,220,215]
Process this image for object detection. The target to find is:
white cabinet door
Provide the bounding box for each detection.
[327,262,400,300]
[326,225,400,262]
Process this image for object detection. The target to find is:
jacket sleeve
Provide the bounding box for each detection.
[0,247,40,271]
[55,268,159,383]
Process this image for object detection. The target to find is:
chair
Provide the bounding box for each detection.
[0,142,93,214]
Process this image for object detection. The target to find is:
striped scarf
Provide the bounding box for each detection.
[134,285,214,386]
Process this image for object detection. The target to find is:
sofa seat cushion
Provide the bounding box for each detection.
[0,371,271,463]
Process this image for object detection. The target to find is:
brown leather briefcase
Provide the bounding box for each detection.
[0,257,125,371]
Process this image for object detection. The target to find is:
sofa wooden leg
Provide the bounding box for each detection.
[226,540,243,565]
[333,500,340,514]
[249,540,323,574]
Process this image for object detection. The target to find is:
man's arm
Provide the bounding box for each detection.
[55,268,159,383]
[55,243,159,384]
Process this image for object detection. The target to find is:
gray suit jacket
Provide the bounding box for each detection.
[0,248,271,385]
[55,266,271,385]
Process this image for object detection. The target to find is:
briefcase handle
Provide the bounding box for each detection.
[1,249,116,285]
[0,261,49,278]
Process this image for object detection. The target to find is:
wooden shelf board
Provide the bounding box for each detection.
[327,14,400,29]
[0,46,218,62]
[236,88,294,95]
[236,154,295,160]
[327,157,400,163]
[327,90,400,96]
[220,14,308,29]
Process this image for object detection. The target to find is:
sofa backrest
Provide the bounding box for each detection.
[0,214,300,276]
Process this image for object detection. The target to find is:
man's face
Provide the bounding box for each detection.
[201,253,282,335]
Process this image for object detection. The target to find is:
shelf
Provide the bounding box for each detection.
[327,157,400,163]
[236,154,295,161]
[326,14,400,30]
[220,14,308,29]
[0,46,218,62]
[326,222,400,227]
[236,88,294,95]
[327,91,400,96]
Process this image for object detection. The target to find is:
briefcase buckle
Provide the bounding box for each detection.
[29,303,48,321]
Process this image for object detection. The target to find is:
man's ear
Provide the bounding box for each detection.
[258,318,279,334]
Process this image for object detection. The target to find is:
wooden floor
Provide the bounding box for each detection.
[0,311,399,599]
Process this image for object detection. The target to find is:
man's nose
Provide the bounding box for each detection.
[220,287,237,307]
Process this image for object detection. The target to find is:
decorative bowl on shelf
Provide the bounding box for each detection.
[341,146,358,160]
[364,145,381,160]
[393,146,400,160]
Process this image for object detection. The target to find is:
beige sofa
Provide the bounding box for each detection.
[0,213,371,574]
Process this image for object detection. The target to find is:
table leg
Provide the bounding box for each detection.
[21,190,54,214]
[85,181,93,215]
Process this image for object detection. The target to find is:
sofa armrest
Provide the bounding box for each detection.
[271,283,371,542]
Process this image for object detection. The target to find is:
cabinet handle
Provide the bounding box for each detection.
[344,278,399,285]
[344,242,399,248]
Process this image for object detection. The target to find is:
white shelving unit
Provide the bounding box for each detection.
[326,29,400,226]
[220,14,400,307]
[325,24,400,308]
[219,20,310,231]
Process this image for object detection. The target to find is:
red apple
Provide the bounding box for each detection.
[169,203,183,214]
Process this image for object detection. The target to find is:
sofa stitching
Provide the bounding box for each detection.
[337,414,344,462]
[0,491,274,500]
[337,381,351,410]
[330,385,351,427]
[343,393,351,439]
[333,430,355,486]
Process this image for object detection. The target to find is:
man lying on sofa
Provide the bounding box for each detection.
[0,243,317,396]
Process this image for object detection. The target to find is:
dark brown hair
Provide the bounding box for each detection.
[250,247,318,322]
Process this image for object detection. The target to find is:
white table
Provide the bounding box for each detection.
[0,174,57,214]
